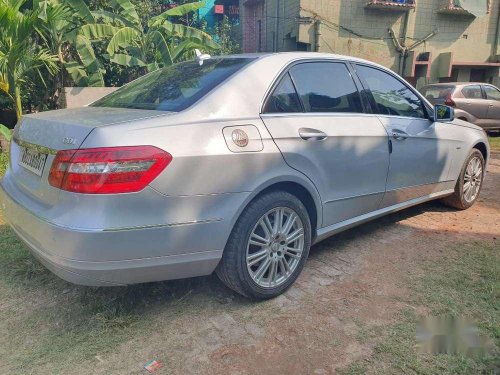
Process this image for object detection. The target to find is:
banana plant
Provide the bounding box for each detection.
[34,0,105,88]
[79,0,220,73]
[0,0,58,119]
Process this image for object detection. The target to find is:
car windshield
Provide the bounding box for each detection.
[420,86,454,100]
[92,58,255,112]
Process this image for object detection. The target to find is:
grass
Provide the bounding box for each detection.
[340,242,499,375]
[0,152,8,177]
[0,220,233,374]
[488,136,500,152]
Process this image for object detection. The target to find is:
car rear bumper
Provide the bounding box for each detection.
[0,180,245,287]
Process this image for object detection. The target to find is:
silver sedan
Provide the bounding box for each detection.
[0,52,490,299]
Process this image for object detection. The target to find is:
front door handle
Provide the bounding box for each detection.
[392,129,409,141]
[299,128,327,141]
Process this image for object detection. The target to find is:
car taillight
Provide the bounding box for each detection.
[48,146,172,194]
[444,93,456,107]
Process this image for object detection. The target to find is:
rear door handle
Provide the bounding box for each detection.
[392,129,408,141]
[299,128,327,141]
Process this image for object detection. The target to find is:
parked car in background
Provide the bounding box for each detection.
[0,53,490,300]
[420,83,500,134]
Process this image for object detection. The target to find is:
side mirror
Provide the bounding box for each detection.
[434,104,454,122]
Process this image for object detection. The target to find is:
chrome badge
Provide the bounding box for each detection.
[231,129,249,148]
[62,137,77,145]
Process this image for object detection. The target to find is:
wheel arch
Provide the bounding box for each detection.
[227,177,323,246]
[473,141,488,162]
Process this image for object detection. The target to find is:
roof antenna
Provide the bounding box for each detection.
[195,49,211,66]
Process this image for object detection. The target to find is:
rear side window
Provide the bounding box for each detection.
[483,85,500,101]
[462,85,483,99]
[289,62,363,113]
[264,73,302,113]
[355,65,426,119]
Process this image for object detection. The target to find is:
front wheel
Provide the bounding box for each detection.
[216,191,312,300]
[441,149,485,210]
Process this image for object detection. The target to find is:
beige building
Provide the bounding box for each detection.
[240,0,500,88]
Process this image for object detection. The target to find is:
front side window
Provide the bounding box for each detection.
[355,65,426,119]
[462,85,483,99]
[264,73,302,113]
[483,85,500,101]
[92,58,255,112]
[288,62,363,113]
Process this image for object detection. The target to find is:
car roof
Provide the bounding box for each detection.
[218,51,388,69]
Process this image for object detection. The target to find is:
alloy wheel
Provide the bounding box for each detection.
[246,207,305,288]
[463,156,482,203]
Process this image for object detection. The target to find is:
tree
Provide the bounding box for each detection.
[33,0,105,109]
[78,0,220,74]
[0,0,58,119]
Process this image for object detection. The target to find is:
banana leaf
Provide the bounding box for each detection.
[79,23,120,41]
[109,53,146,67]
[106,27,141,55]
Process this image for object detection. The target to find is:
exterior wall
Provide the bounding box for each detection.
[264,0,301,52]
[241,0,267,52]
[62,87,119,109]
[241,0,500,87]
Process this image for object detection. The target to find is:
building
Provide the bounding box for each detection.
[240,0,500,87]
[198,0,240,29]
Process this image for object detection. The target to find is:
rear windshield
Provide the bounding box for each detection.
[420,86,454,100]
[92,58,255,112]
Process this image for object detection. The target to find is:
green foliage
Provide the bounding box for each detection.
[0,124,12,141]
[0,0,222,114]
[0,151,8,176]
[212,15,241,55]
[35,0,106,90]
[77,0,219,73]
[0,0,59,119]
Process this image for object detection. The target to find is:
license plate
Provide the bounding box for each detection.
[19,147,48,177]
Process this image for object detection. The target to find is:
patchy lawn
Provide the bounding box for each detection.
[340,241,499,375]
[489,136,500,152]
[0,152,8,177]
[0,154,498,374]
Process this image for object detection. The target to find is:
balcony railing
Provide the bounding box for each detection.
[365,0,416,11]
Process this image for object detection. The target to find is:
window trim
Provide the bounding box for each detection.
[262,72,304,114]
[352,62,433,121]
[261,59,369,115]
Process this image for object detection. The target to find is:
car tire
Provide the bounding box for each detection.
[441,149,485,210]
[216,190,312,300]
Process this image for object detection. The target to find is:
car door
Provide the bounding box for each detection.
[459,85,489,124]
[352,64,458,208]
[482,85,500,129]
[260,61,390,228]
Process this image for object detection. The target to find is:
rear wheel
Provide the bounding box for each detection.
[216,191,311,300]
[441,149,485,210]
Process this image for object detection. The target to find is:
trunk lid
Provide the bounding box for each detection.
[9,107,168,206]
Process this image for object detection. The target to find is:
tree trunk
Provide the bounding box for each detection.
[14,86,22,122]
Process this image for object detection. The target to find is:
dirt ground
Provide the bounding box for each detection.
[77,153,498,375]
[1,153,498,375]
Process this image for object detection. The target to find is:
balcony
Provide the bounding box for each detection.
[438,0,491,17]
[365,0,416,11]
